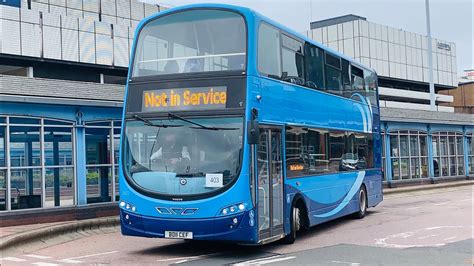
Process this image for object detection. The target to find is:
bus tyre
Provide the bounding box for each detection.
[354,186,367,219]
[283,205,300,244]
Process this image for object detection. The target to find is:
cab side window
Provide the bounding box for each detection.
[258,23,281,78]
[281,34,305,86]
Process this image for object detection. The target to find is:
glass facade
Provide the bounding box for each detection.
[1,117,76,211]
[466,133,473,174]
[432,132,464,177]
[85,121,121,204]
[387,130,428,181]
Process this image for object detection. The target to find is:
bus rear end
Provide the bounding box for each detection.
[118,6,258,244]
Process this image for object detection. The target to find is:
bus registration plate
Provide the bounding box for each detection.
[165,231,193,239]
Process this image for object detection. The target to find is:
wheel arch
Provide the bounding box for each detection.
[292,193,310,230]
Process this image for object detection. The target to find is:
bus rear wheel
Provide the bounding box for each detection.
[283,204,301,244]
[354,186,367,219]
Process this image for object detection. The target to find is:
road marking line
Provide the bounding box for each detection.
[59,259,83,264]
[418,234,439,239]
[257,256,296,265]
[31,262,60,266]
[459,198,472,202]
[157,253,219,263]
[332,261,361,266]
[405,206,421,210]
[434,202,449,206]
[2,257,27,262]
[443,236,457,241]
[25,255,53,259]
[166,253,220,264]
[233,255,282,265]
[61,250,118,261]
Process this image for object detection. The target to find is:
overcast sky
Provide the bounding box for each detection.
[149,0,473,76]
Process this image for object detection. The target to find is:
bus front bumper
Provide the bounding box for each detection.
[120,209,257,243]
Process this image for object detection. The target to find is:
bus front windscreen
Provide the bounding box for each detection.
[132,9,247,77]
[123,116,243,197]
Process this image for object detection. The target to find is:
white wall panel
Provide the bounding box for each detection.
[101,0,116,16]
[388,43,395,62]
[67,8,83,18]
[101,14,116,24]
[327,25,337,42]
[388,27,394,43]
[96,34,113,65]
[368,22,376,39]
[382,41,388,61]
[61,15,78,29]
[337,24,343,40]
[42,12,60,27]
[312,28,323,43]
[113,24,128,38]
[50,0,66,6]
[353,20,359,37]
[451,73,457,86]
[66,0,82,10]
[95,21,110,35]
[1,19,21,55]
[117,17,130,27]
[21,9,40,24]
[375,23,382,40]
[79,17,95,32]
[360,20,369,37]
[400,45,406,64]
[361,57,370,66]
[144,3,159,17]
[79,31,95,63]
[376,40,383,60]
[21,22,41,57]
[49,5,66,16]
[432,51,438,70]
[31,2,49,13]
[343,21,353,39]
[83,0,99,13]
[381,25,388,41]
[354,37,360,58]
[116,0,131,18]
[83,11,99,20]
[361,37,370,57]
[61,28,79,61]
[399,30,406,45]
[0,5,20,20]
[369,38,376,59]
[406,46,412,65]
[131,0,145,20]
[343,38,354,58]
[43,26,62,59]
[114,36,129,67]
[129,25,136,39]
[400,64,407,79]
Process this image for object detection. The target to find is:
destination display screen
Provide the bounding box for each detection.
[142,87,227,112]
[125,77,246,114]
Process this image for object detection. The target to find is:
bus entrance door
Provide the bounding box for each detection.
[256,127,284,241]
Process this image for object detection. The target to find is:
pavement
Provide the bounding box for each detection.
[0,180,472,265]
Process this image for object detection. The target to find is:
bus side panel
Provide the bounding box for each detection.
[285,170,381,227]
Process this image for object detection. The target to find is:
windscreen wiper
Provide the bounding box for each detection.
[168,112,238,131]
[132,114,182,128]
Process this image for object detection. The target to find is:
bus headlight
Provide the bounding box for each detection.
[119,201,137,212]
[218,203,247,216]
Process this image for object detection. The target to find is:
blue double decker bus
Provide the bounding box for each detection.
[119,3,383,245]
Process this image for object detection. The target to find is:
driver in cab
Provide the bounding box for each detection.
[150,134,190,164]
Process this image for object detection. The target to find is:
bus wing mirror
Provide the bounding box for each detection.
[247,121,260,145]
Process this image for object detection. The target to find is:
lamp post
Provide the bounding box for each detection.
[426,0,436,111]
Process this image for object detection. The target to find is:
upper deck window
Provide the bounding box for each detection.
[132,10,246,77]
[258,23,281,77]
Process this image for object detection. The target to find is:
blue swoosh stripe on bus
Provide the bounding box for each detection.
[313,171,366,218]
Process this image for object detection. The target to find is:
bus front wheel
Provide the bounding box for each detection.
[283,204,301,244]
[354,186,367,219]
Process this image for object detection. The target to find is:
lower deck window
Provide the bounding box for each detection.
[286,126,374,178]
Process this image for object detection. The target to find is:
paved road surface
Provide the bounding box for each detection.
[2,186,473,265]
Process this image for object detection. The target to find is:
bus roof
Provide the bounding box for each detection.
[138,3,376,75]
